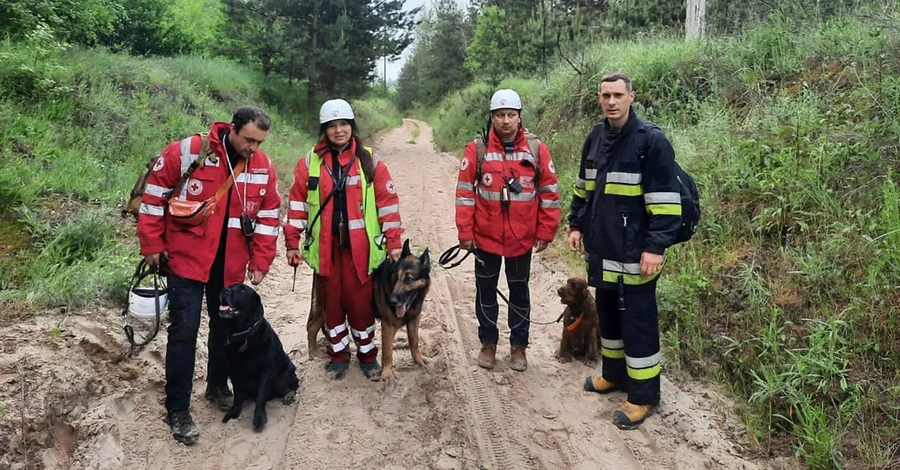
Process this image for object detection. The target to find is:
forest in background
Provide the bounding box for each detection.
[3,0,900,467]
[396,1,900,468]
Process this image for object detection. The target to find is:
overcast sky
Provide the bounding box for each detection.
[375,0,469,83]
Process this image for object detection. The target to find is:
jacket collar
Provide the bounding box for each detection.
[487,125,528,151]
[602,109,641,136]
[208,121,262,163]
[314,137,356,158]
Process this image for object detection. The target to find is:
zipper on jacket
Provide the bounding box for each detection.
[618,213,628,312]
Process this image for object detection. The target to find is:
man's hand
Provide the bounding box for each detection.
[459,240,475,252]
[144,251,168,268]
[640,252,664,276]
[567,231,582,253]
[286,249,302,267]
[389,248,402,262]
[533,240,549,253]
[248,270,266,285]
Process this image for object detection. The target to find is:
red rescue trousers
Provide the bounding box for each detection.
[316,243,378,364]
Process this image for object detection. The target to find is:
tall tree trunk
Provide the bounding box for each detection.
[306,4,319,106]
[686,0,707,40]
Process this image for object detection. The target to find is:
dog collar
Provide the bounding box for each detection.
[566,315,584,333]
[226,318,262,348]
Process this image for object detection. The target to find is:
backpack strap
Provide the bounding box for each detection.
[524,131,542,182]
[198,132,215,163]
[474,136,487,182]
[172,133,213,198]
[638,122,661,158]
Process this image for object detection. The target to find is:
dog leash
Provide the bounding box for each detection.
[438,244,476,269]
[439,244,564,327]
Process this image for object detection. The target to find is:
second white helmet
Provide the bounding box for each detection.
[490,89,522,111]
[319,99,355,124]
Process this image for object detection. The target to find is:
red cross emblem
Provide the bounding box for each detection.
[187,179,204,196]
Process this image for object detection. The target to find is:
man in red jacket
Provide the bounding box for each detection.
[137,106,281,445]
[455,89,560,372]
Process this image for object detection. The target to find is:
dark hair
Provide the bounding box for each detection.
[232,106,271,133]
[319,119,374,182]
[599,72,633,92]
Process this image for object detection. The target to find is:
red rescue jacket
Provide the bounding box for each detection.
[283,139,403,283]
[137,122,280,285]
[455,126,560,257]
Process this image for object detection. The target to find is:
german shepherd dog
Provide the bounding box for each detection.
[306,239,432,381]
[555,277,600,365]
[373,239,431,381]
[218,284,300,432]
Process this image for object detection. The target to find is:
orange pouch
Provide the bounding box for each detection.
[167,160,245,226]
[167,198,217,226]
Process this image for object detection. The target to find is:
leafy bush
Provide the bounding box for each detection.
[430,16,900,468]
[0,46,315,310]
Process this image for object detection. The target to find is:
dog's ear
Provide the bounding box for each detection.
[401,239,412,259]
[419,247,431,272]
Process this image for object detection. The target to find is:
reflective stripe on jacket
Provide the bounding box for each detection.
[569,112,681,289]
[283,139,402,282]
[455,127,560,257]
[137,122,280,285]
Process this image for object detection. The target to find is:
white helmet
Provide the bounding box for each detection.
[319,99,355,124]
[490,89,523,111]
[128,286,168,320]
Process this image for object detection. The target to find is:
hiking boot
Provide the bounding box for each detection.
[612,401,656,430]
[510,345,527,372]
[325,361,349,380]
[477,344,497,369]
[204,385,234,411]
[166,409,199,445]
[360,360,383,382]
[584,376,627,394]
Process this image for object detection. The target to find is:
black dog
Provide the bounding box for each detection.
[218,284,300,431]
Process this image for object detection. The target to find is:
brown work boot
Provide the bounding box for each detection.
[612,401,656,430]
[584,376,627,394]
[509,345,527,372]
[477,344,496,369]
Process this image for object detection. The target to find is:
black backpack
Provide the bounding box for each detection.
[641,123,700,244]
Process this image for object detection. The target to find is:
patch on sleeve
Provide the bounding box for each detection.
[386,180,396,194]
[459,158,469,171]
[152,157,165,172]
[548,160,556,174]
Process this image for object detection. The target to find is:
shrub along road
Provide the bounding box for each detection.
[0,120,796,469]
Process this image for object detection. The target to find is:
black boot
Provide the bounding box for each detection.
[325,361,349,380]
[360,360,382,382]
[166,409,199,445]
[204,385,234,411]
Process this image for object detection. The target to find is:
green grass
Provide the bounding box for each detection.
[0,44,320,310]
[353,95,403,142]
[429,15,900,469]
[0,41,404,312]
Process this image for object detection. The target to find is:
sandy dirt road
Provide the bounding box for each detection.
[0,120,796,470]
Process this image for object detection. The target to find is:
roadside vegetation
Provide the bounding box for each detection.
[400,1,900,467]
[0,0,404,312]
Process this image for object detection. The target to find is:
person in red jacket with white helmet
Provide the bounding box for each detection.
[284,99,404,381]
[137,106,281,445]
[455,89,561,372]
